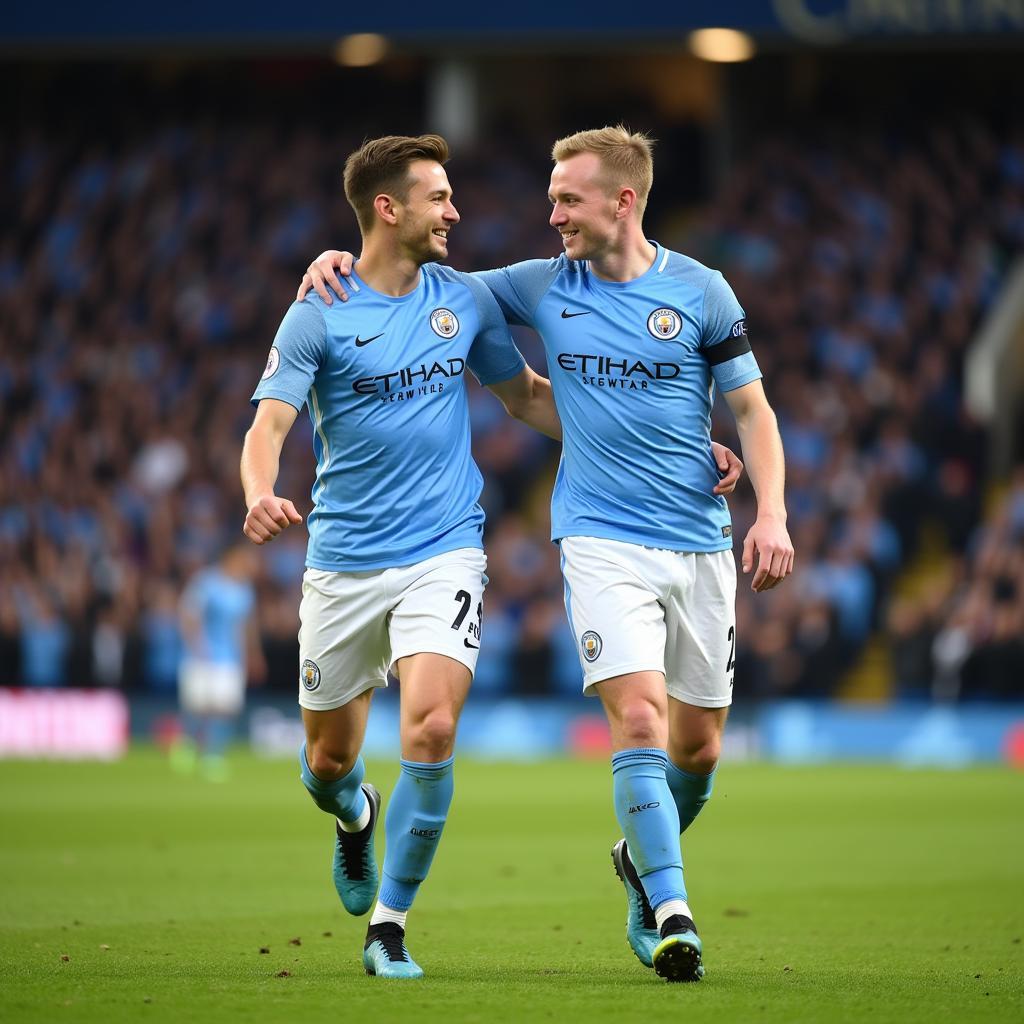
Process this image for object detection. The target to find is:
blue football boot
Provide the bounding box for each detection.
[611,839,659,968]
[362,922,424,979]
[652,914,704,983]
[333,783,381,915]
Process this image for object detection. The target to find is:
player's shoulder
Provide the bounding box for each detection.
[658,246,722,288]
[423,262,463,285]
[424,263,498,307]
[424,262,479,293]
[516,254,577,278]
[495,255,578,296]
[286,294,332,327]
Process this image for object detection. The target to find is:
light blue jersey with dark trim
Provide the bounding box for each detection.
[476,243,761,552]
[251,264,525,571]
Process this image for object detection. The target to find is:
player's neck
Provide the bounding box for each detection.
[588,232,657,283]
[354,243,422,297]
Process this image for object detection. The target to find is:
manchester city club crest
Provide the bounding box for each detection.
[429,307,460,338]
[646,307,682,340]
[300,658,321,692]
[581,630,603,662]
[262,346,281,379]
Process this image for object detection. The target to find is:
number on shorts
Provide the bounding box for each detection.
[451,590,472,631]
[726,625,736,675]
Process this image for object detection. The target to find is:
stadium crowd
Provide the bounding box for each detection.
[1,73,1022,702]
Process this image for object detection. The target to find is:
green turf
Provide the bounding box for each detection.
[0,751,1021,1023]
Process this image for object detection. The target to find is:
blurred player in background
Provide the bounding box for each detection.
[241,134,563,979]
[175,543,264,781]
[301,125,792,983]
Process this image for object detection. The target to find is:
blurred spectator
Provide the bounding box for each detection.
[923,472,1024,701]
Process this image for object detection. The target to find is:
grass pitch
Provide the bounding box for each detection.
[0,751,1021,1023]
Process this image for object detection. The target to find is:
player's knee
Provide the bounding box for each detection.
[674,738,720,777]
[306,741,359,781]
[406,709,457,761]
[616,699,665,748]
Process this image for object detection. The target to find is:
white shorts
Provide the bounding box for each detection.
[297,547,487,711]
[179,660,246,715]
[559,536,737,708]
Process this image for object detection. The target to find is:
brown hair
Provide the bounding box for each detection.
[551,125,654,216]
[343,134,450,233]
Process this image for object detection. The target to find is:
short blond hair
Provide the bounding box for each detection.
[551,125,654,216]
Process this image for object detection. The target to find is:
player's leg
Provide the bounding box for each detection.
[301,693,373,819]
[297,567,391,916]
[664,548,735,835]
[559,537,684,973]
[598,672,697,975]
[196,662,248,782]
[382,651,470,917]
[645,548,737,980]
[362,548,485,979]
[171,658,204,773]
[363,652,470,979]
[666,701,727,832]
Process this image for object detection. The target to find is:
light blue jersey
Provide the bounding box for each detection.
[252,264,525,571]
[180,568,255,666]
[476,244,761,552]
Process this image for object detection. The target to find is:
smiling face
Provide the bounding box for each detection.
[392,159,459,265]
[548,152,624,261]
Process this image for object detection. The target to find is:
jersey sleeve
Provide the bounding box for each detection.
[701,271,762,393]
[250,299,327,410]
[473,259,561,327]
[460,273,527,386]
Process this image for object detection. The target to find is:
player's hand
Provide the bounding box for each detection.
[243,494,303,545]
[711,442,743,495]
[742,515,794,592]
[296,250,356,305]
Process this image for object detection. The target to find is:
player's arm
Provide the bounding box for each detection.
[722,380,794,592]
[240,398,303,544]
[488,366,562,441]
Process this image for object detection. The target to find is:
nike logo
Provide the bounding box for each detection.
[561,309,590,319]
[464,639,479,649]
[355,333,384,347]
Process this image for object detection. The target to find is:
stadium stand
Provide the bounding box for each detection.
[1,65,1021,700]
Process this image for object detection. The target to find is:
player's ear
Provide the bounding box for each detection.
[373,193,399,226]
[615,187,637,220]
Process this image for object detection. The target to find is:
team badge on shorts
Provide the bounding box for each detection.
[262,346,281,379]
[429,308,460,338]
[646,308,682,340]
[300,659,321,692]
[580,630,603,662]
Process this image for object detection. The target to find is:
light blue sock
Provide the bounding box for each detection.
[666,759,715,835]
[612,748,687,907]
[205,718,233,758]
[298,743,367,823]
[379,757,455,911]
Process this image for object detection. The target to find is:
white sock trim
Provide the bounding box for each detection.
[337,792,370,833]
[369,902,408,929]
[654,898,692,932]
